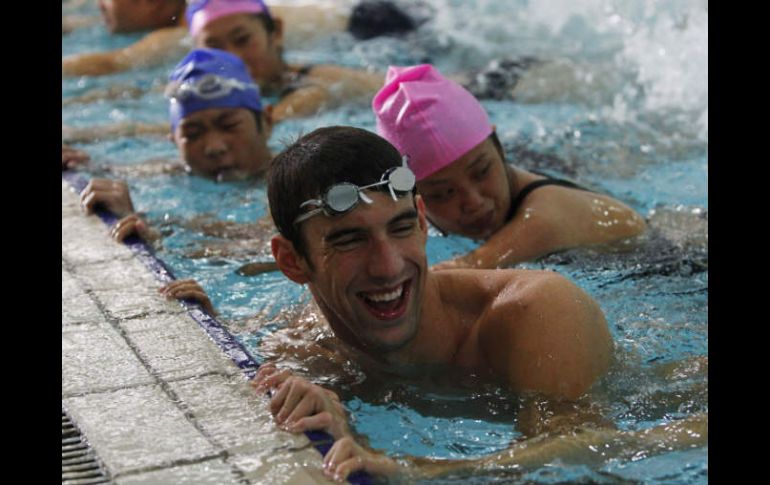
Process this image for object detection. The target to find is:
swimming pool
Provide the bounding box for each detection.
[63,0,707,483]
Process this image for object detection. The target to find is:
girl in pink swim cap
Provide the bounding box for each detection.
[373,64,647,270]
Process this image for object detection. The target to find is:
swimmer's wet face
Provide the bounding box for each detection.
[417,136,511,240]
[268,126,429,352]
[166,49,271,180]
[173,107,271,181]
[298,190,429,353]
[195,13,285,91]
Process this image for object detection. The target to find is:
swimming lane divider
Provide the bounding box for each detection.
[62,172,373,485]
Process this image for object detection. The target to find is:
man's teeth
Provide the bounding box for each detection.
[365,285,403,302]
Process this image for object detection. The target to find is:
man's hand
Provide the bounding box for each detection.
[159,279,216,316]
[322,436,401,483]
[251,364,351,439]
[79,178,135,217]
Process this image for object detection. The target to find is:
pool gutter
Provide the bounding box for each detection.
[62,175,369,484]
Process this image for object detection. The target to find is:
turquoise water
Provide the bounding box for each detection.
[63,0,707,482]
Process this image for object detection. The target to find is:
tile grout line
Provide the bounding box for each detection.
[63,173,371,485]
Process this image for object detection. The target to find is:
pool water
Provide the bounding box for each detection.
[63,0,707,483]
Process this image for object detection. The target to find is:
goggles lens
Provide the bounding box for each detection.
[165,73,255,101]
[325,183,362,213]
[388,165,416,192]
[294,163,415,225]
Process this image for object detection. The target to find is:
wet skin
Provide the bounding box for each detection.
[417,138,512,240]
[286,193,429,353]
[172,107,271,181]
[195,13,286,94]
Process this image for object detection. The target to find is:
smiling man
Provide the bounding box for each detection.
[261,126,707,482]
[269,126,612,393]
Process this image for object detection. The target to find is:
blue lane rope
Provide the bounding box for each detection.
[63,171,373,485]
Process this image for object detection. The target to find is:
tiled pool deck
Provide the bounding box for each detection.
[62,180,334,485]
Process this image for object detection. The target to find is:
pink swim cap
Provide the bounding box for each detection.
[373,64,493,181]
[187,0,271,38]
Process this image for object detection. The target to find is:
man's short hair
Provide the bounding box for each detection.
[268,126,405,259]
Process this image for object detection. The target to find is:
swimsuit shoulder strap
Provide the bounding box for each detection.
[506,175,592,222]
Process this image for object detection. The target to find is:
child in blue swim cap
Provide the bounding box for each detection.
[79,48,275,243]
[165,47,273,181]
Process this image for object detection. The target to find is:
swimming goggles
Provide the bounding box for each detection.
[165,73,257,101]
[294,161,416,225]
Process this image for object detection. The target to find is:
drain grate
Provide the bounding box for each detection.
[62,406,113,484]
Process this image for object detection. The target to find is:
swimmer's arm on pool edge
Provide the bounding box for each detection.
[251,363,352,439]
[319,413,708,483]
[77,177,163,245]
[159,279,216,316]
[79,178,135,218]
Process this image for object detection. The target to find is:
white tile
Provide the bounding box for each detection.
[73,258,160,291]
[92,287,184,320]
[62,291,103,326]
[115,459,244,485]
[232,447,336,485]
[62,268,81,298]
[62,324,154,396]
[122,314,240,381]
[65,385,218,475]
[62,222,135,265]
[168,374,292,452]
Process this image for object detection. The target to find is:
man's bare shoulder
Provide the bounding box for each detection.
[434,267,567,299]
[471,269,611,398]
[488,269,599,327]
[430,268,571,321]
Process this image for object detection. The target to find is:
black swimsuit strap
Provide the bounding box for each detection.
[506,177,590,222]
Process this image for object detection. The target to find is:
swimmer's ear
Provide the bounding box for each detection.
[271,235,310,284]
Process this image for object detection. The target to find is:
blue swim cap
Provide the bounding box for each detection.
[166,48,262,131]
